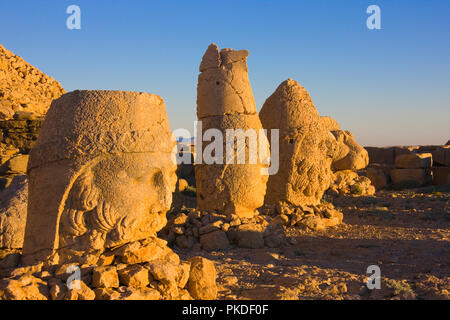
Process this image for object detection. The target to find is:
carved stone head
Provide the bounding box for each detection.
[260,79,334,206]
[22,91,176,265]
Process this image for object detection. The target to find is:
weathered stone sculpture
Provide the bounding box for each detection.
[195,44,269,219]
[320,116,369,171]
[22,90,177,265]
[0,175,27,249]
[259,79,333,206]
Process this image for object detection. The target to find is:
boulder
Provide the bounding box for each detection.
[118,264,150,288]
[329,170,375,195]
[200,230,230,251]
[365,147,395,165]
[0,44,65,118]
[64,280,96,300]
[390,169,432,188]
[234,223,265,249]
[0,154,28,174]
[92,266,120,289]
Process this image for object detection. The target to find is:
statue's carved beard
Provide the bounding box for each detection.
[59,169,167,253]
[59,169,125,250]
[60,199,126,250]
[60,198,166,251]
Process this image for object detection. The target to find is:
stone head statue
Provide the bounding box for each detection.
[22,91,177,265]
[195,44,269,219]
[260,79,334,206]
[320,116,369,171]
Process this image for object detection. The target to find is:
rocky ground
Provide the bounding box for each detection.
[174,187,449,300]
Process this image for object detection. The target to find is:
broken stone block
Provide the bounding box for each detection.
[395,153,432,169]
[390,168,432,188]
[0,274,49,300]
[64,280,96,300]
[118,264,150,288]
[199,230,230,251]
[432,146,450,166]
[195,44,269,219]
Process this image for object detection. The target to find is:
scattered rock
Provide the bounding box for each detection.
[187,257,217,300]
[64,280,96,300]
[91,266,119,289]
[200,230,230,251]
[118,264,150,288]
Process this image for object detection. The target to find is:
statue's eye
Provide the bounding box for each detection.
[151,170,164,187]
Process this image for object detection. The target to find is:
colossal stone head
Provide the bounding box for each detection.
[259,79,333,206]
[22,91,177,265]
[320,116,369,171]
[195,44,269,219]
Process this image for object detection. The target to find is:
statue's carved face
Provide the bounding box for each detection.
[283,126,333,205]
[60,153,177,252]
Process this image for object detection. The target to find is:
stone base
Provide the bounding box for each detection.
[0,237,217,300]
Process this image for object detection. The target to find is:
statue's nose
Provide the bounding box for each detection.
[157,171,176,209]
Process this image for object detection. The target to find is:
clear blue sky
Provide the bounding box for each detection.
[1,0,449,146]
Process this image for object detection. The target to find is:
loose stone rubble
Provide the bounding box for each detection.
[161,202,343,251]
[0,237,217,300]
[195,44,269,220]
